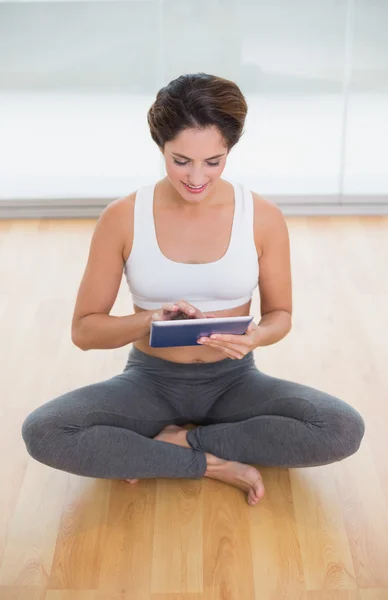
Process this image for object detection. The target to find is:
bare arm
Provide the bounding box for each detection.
[71,194,153,351]
[253,193,292,346]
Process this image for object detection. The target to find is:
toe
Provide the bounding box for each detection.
[247,474,265,505]
[247,489,255,504]
[255,477,265,499]
[248,489,260,505]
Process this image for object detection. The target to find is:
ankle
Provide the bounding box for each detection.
[178,429,191,448]
[204,452,227,473]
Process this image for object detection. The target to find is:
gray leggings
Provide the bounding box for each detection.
[22,347,365,480]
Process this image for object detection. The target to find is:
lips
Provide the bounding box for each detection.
[182,181,209,194]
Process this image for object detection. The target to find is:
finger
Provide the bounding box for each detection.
[162,303,179,312]
[207,334,251,345]
[168,310,191,320]
[162,312,180,321]
[152,312,162,321]
[200,342,237,359]
[207,341,246,357]
[205,336,251,351]
[200,342,244,359]
[215,346,241,359]
[175,300,199,318]
[205,314,217,319]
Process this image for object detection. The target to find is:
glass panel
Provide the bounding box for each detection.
[343,0,388,199]
[225,0,347,198]
[0,1,161,199]
[160,0,348,199]
[5,0,384,203]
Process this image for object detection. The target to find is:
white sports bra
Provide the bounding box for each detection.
[124,181,259,312]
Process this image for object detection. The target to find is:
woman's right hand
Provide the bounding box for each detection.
[151,300,214,322]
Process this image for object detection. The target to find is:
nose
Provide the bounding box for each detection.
[188,164,206,186]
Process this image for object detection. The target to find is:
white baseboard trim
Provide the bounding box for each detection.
[0,197,388,219]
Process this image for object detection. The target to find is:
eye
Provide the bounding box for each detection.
[173,159,220,167]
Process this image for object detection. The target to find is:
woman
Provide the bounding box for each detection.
[22,73,365,506]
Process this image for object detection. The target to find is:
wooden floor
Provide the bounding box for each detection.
[0,216,387,600]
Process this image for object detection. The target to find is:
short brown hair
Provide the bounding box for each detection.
[147,73,248,152]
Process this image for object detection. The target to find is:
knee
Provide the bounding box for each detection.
[21,405,59,463]
[332,407,365,460]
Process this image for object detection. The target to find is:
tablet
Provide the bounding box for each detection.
[149,316,254,348]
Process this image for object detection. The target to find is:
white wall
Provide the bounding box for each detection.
[0,0,387,202]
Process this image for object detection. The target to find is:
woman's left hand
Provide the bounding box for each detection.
[197,321,262,359]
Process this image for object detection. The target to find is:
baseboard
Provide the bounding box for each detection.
[0,197,388,219]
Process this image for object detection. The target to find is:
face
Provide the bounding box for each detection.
[162,126,228,202]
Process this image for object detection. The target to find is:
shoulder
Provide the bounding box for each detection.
[97,190,137,262]
[249,190,289,258]
[251,190,285,225]
[105,190,137,216]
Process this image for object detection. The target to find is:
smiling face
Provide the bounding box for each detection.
[162,126,229,203]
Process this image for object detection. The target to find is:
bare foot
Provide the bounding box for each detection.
[125,425,188,484]
[125,426,265,506]
[204,454,265,506]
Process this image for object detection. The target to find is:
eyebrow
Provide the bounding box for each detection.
[172,152,225,161]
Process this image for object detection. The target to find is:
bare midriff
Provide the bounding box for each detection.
[133,300,252,364]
